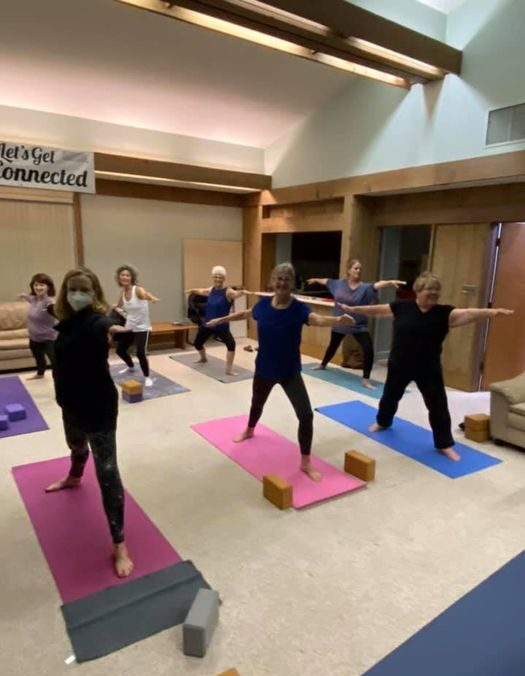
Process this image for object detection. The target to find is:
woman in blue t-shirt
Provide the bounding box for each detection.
[206,262,355,480]
[340,272,513,461]
[186,266,249,376]
[307,259,405,389]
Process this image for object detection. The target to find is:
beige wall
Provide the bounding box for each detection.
[0,195,75,301]
[80,195,242,322]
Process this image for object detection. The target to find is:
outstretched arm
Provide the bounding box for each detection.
[373,280,406,290]
[226,288,250,301]
[308,313,355,328]
[339,303,394,318]
[449,307,513,328]
[185,287,211,297]
[206,308,253,327]
[17,293,31,303]
[136,286,160,302]
[306,278,329,286]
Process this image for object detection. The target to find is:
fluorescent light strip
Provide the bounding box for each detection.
[95,170,259,192]
[119,0,409,87]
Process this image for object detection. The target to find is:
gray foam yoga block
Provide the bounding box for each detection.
[182,588,220,657]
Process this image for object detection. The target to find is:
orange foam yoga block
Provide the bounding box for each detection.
[217,670,241,676]
[344,450,376,482]
[465,428,490,442]
[262,474,292,510]
[121,379,143,396]
[464,414,490,431]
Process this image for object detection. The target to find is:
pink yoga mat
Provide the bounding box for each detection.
[192,415,365,508]
[13,456,182,603]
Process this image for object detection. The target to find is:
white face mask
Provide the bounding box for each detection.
[67,291,93,312]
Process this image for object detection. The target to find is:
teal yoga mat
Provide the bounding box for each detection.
[303,362,383,398]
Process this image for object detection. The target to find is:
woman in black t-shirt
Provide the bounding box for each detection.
[340,272,513,461]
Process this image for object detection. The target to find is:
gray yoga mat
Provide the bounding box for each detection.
[170,352,253,383]
[110,366,189,399]
[61,560,211,662]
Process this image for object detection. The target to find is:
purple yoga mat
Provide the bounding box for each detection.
[0,376,48,439]
[13,456,182,603]
[192,415,365,508]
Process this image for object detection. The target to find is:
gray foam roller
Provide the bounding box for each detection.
[182,588,220,657]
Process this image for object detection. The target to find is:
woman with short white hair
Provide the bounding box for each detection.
[340,271,513,461]
[186,266,248,376]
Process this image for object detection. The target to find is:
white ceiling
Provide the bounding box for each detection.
[0,0,354,149]
[416,0,469,13]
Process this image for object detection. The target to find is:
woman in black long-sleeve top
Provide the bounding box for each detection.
[45,267,133,578]
[341,272,513,461]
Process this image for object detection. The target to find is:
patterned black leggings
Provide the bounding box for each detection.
[63,412,124,544]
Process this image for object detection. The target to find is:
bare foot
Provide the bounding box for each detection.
[313,365,326,371]
[195,357,207,364]
[234,428,254,442]
[45,476,81,492]
[300,462,322,481]
[439,446,461,461]
[243,345,254,352]
[369,422,386,433]
[361,379,376,390]
[27,374,44,380]
[113,543,134,577]
[225,370,238,376]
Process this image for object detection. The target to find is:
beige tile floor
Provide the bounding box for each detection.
[1,340,524,676]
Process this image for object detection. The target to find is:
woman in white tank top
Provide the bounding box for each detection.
[115,265,159,387]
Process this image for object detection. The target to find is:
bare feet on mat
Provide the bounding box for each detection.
[27,373,44,380]
[113,543,134,577]
[225,369,238,376]
[313,365,326,371]
[233,427,254,442]
[439,446,461,461]
[45,476,81,492]
[369,422,386,433]
[300,461,321,481]
[361,379,376,390]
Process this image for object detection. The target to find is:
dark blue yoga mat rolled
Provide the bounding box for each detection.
[315,400,501,478]
[364,550,525,676]
[61,560,211,662]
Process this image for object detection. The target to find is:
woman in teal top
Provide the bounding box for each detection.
[307,259,404,389]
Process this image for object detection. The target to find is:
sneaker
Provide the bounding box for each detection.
[119,366,135,375]
[144,377,154,387]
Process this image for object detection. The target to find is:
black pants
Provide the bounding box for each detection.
[116,330,150,377]
[377,364,454,450]
[29,339,55,375]
[194,326,236,352]
[248,372,313,455]
[63,412,124,544]
[321,331,374,379]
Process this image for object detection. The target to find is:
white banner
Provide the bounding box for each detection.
[0,142,95,193]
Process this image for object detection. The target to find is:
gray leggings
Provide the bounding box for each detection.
[63,412,124,544]
[248,372,314,455]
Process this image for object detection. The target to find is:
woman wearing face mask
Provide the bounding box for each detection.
[186,265,249,376]
[17,273,57,380]
[307,260,405,389]
[115,264,159,388]
[45,267,133,578]
[206,262,356,480]
[340,271,514,461]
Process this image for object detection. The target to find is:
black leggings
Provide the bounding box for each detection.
[29,339,55,375]
[321,331,374,379]
[63,412,124,544]
[248,372,313,455]
[194,326,236,352]
[376,365,454,450]
[116,330,150,377]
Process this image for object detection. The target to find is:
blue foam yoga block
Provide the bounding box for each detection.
[122,391,143,403]
[0,414,9,430]
[5,403,27,421]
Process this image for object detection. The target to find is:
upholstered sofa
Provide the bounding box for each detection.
[0,302,33,371]
[490,372,525,450]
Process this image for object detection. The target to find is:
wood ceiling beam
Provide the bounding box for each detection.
[262,0,462,74]
[94,153,272,190]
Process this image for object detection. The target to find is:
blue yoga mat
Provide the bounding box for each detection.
[364,550,525,676]
[315,400,501,478]
[303,363,383,398]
